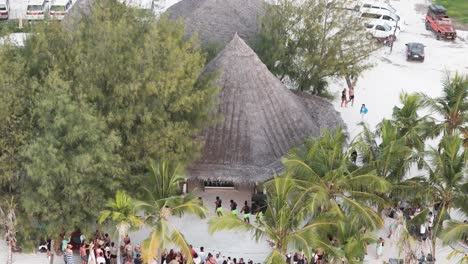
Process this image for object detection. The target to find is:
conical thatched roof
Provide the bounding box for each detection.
[166,0,265,47]
[62,0,94,30]
[188,34,343,183]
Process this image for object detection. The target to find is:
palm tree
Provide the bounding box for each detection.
[320,218,375,263]
[391,93,437,157]
[137,160,206,263]
[356,120,414,183]
[209,176,336,263]
[426,134,468,258]
[284,128,392,230]
[99,191,142,264]
[0,198,17,264]
[441,220,468,264]
[422,72,468,136]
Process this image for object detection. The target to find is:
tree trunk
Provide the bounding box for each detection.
[7,239,13,264]
[117,230,122,264]
[345,74,353,89]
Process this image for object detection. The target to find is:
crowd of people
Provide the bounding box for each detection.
[161,246,257,264]
[41,229,141,264]
[214,197,264,221]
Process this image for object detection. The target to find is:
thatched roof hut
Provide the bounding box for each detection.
[166,0,265,47]
[188,34,343,184]
[62,0,93,30]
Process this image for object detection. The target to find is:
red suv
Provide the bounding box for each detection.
[425,5,456,40]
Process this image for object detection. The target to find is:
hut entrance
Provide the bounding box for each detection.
[204,179,235,190]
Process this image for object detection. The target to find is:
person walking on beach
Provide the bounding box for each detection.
[360,104,368,119]
[230,200,238,215]
[376,237,384,260]
[348,86,355,106]
[241,201,251,223]
[341,88,348,107]
[215,197,223,216]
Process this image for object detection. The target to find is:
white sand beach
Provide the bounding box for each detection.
[1,0,467,263]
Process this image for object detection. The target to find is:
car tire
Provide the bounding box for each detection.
[425,22,430,30]
[407,56,410,61]
[421,58,424,62]
[436,32,441,40]
[366,33,373,40]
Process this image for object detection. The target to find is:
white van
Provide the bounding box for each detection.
[0,0,9,20]
[26,0,48,20]
[364,21,400,39]
[360,9,404,31]
[49,0,73,20]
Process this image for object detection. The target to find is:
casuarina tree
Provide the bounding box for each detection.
[254,0,377,96]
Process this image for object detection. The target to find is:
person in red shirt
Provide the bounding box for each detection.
[189,244,196,257]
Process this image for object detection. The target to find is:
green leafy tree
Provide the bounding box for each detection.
[422,73,468,136]
[19,72,123,234]
[0,45,28,196]
[0,0,218,241]
[426,135,468,258]
[99,191,142,264]
[0,198,17,264]
[137,160,206,263]
[209,176,336,263]
[255,0,376,96]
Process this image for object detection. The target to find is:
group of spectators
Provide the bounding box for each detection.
[41,229,141,264]
[161,245,256,264]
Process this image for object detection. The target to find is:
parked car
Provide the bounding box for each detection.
[425,5,456,40]
[360,1,401,20]
[405,43,425,62]
[26,0,48,20]
[360,9,404,32]
[364,21,399,40]
[49,0,73,20]
[0,0,9,20]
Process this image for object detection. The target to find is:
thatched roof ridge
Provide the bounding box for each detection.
[188,34,343,183]
[166,0,265,47]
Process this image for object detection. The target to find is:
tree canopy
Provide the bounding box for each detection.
[254,0,377,96]
[0,0,217,239]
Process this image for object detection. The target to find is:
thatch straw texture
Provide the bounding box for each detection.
[62,0,94,30]
[188,34,343,183]
[166,0,265,47]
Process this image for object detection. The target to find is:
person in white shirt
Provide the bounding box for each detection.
[427,211,434,237]
[96,252,106,264]
[215,253,223,264]
[420,223,427,241]
[198,247,206,264]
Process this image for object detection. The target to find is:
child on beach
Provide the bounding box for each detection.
[360,104,368,119]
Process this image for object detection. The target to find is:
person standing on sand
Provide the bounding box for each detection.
[241,201,251,223]
[341,88,348,107]
[80,242,88,264]
[360,104,368,119]
[376,237,384,260]
[65,244,75,264]
[215,197,223,216]
[230,200,238,215]
[348,86,355,106]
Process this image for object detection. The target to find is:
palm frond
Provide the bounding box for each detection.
[441,220,468,245]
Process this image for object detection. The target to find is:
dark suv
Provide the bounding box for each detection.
[406,43,425,62]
